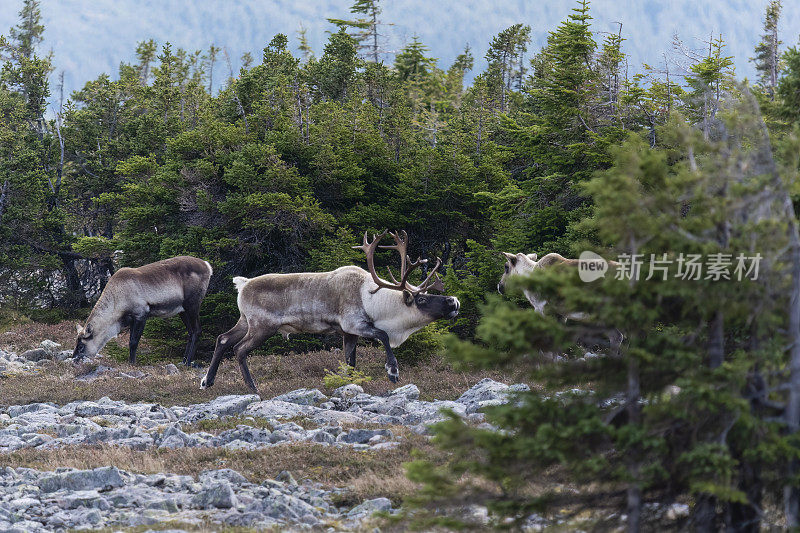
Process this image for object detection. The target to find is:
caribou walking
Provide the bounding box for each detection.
[201,230,460,394]
[498,251,623,354]
[73,255,213,365]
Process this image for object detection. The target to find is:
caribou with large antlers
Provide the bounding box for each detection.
[200,230,460,394]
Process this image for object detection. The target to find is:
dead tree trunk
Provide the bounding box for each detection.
[626,356,642,533]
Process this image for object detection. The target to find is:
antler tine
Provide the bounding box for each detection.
[414,257,444,293]
[353,229,439,294]
[352,230,401,292]
[378,230,410,280]
[386,266,401,285]
[399,254,426,287]
[427,274,445,293]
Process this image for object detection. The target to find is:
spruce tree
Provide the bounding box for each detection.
[408,93,799,531]
[327,0,383,63]
[752,0,782,100]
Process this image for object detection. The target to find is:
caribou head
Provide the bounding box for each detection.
[354,230,459,319]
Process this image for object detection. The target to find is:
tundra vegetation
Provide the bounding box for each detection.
[3,0,800,529]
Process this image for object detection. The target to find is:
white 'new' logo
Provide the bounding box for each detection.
[578,251,608,282]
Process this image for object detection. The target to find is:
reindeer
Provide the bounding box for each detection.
[200,230,460,394]
[73,256,213,365]
[498,251,623,354]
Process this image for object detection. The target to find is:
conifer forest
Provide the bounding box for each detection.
[4,0,800,530]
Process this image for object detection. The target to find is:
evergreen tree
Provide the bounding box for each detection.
[494,0,614,256]
[683,34,735,138]
[409,95,799,531]
[777,44,800,126]
[485,24,531,112]
[327,0,384,63]
[308,28,359,101]
[752,0,782,100]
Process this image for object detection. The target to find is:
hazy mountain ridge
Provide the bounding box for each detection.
[1,0,799,99]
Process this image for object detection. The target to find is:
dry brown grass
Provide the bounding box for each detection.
[0,318,529,406]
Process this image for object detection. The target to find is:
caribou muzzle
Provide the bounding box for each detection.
[447,296,460,318]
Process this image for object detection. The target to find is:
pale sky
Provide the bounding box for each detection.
[1,0,798,100]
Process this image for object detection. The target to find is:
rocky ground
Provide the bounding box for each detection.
[0,339,73,377]
[0,465,391,531]
[0,378,526,455]
[0,340,534,531]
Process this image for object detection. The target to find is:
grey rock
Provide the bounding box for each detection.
[7,403,56,418]
[164,363,180,375]
[214,427,272,446]
[199,468,248,485]
[390,383,420,400]
[333,383,364,399]
[159,424,198,448]
[119,370,148,379]
[20,348,49,362]
[245,399,313,419]
[158,434,188,449]
[57,489,110,510]
[666,503,690,520]
[348,497,392,517]
[40,340,62,355]
[462,504,490,525]
[403,400,467,424]
[0,435,27,451]
[192,481,237,509]
[205,394,261,417]
[273,388,327,406]
[252,492,316,520]
[371,441,399,450]
[310,408,364,426]
[456,378,530,414]
[276,470,298,486]
[311,430,335,444]
[144,497,180,512]
[339,428,392,444]
[55,350,73,362]
[363,395,407,416]
[8,497,39,510]
[38,466,124,493]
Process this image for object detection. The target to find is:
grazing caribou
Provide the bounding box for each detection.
[201,230,460,394]
[73,256,213,365]
[498,251,623,354]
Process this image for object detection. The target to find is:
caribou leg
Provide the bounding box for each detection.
[201,317,247,389]
[129,316,147,365]
[232,326,275,395]
[179,308,202,367]
[343,333,358,367]
[352,325,398,383]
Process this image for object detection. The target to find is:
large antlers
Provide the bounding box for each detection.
[353,230,445,294]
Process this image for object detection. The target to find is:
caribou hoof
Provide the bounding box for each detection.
[386,364,399,383]
[200,375,213,389]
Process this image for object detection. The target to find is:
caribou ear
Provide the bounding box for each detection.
[502,252,517,266]
[75,323,84,335]
[527,253,538,262]
[402,290,414,306]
